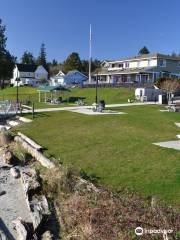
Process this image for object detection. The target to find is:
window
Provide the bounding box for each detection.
[125,62,129,68]
[178,61,180,67]
[137,61,140,68]
[147,59,151,66]
[111,64,115,68]
[159,59,166,67]
[119,63,123,68]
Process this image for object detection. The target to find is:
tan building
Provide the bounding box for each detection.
[95,53,180,84]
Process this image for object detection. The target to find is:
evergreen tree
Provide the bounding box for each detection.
[81,59,101,75]
[37,43,47,68]
[52,59,58,66]
[63,52,82,73]
[138,46,150,55]
[0,19,15,88]
[21,51,35,64]
[171,51,177,57]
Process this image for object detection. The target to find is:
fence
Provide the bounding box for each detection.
[0,93,39,102]
[83,82,154,88]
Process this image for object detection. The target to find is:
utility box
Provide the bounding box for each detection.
[158,94,167,104]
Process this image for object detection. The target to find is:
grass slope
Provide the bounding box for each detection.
[0,86,134,107]
[17,105,180,205]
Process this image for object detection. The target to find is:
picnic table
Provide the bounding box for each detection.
[166,103,180,112]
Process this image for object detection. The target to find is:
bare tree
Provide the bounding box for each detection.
[160,79,180,102]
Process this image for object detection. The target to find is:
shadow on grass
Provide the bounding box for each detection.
[21,112,51,119]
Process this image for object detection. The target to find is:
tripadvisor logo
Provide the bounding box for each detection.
[135,227,173,236]
[135,227,143,236]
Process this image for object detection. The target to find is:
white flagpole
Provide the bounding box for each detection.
[89,24,92,84]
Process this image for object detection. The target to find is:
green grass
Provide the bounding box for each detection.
[17,105,180,205]
[69,87,134,104]
[0,86,134,108]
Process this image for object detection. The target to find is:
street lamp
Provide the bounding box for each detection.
[15,77,21,105]
[95,72,100,105]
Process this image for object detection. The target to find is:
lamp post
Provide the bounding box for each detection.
[95,72,100,105]
[15,77,20,105]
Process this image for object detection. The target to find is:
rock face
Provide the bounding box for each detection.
[2,149,13,165]
[12,218,27,240]
[21,167,40,195]
[10,167,20,179]
[0,129,11,146]
[30,195,50,230]
[21,167,50,230]
[41,231,53,240]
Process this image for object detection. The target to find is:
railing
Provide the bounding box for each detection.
[83,82,154,88]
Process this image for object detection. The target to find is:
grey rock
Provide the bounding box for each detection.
[10,167,20,179]
[0,190,6,196]
[41,231,53,240]
[0,131,11,146]
[21,168,40,195]
[30,195,50,230]
[12,217,27,240]
[2,150,13,165]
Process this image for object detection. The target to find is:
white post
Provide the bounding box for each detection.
[89,24,92,84]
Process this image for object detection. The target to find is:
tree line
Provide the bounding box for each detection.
[21,50,101,77]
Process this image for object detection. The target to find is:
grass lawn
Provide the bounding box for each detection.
[16,105,180,205]
[0,86,134,108]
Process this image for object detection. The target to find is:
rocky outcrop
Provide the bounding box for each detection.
[10,167,20,178]
[0,129,11,146]
[12,218,27,240]
[21,167,40,195]
[2,149,13,165]
[41,231,53,240]
[21,167,50,231]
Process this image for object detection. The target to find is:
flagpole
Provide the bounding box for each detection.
[89,24,92,84]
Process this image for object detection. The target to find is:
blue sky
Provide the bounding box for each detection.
[1,0,180,62]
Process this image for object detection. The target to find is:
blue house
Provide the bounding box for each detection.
[64,70,88,85]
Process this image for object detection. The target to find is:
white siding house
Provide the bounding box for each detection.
[50,71,65,86]
[95,53,180,84]
[11,64,48,86]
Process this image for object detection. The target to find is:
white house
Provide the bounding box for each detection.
[50,71,65,86]
[11,64,48,86]
[95,53,180,84]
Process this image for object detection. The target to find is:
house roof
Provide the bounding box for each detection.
[16,64,37,72]
[56,71,65,76]
[66,70,88,78]
[106,53,180,64]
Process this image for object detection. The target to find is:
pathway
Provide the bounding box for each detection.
[22,102,156,114]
